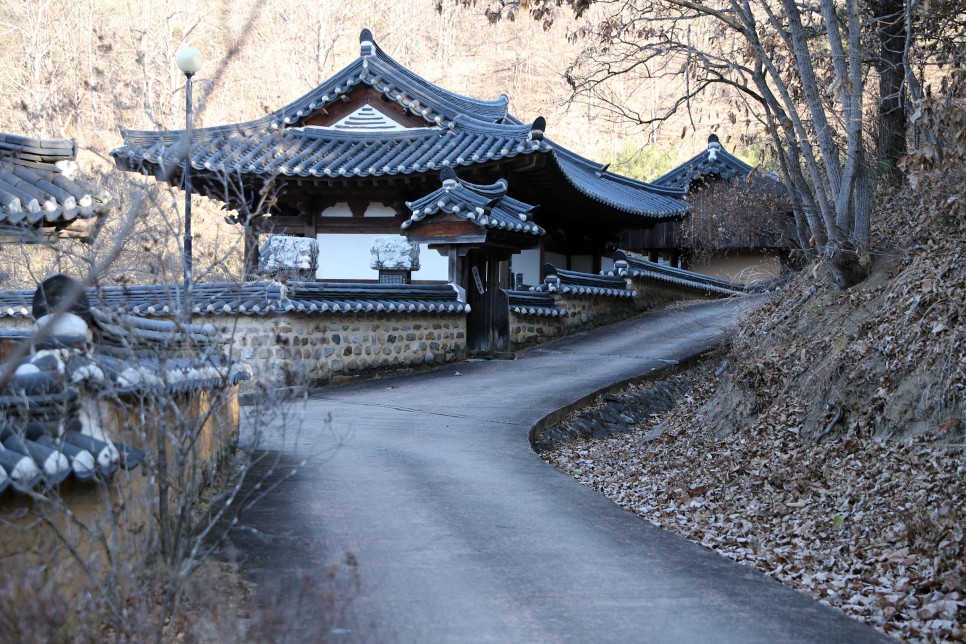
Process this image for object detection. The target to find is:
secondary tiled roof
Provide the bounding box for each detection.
[0,303,248,494]
[0,133,110,242]
[652,134,783,193]
[0,281,469,319]
[608,250,746,297]
[111,29,689,221]
[532,265,636,299]
[506,290,564,317]
[403,169,543,236]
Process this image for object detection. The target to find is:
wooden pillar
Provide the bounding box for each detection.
[448,247,460,283]
[648,250,659,263]
[680,249,692,271]
[486,255,510,354]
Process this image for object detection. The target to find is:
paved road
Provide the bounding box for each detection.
[230,299,889,643]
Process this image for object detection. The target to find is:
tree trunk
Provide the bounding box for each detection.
[871,0,909,179]
[825,240,868,288]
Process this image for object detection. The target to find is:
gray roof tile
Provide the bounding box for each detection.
[531,264,636,299]
[111,29,689,221]
[0,133,110,241]
[505,290,564,317]
[608,250,746,297]
[0,281,469,319]
[652,135,784,195]
[404,170,544,236]
[0,309,247,494]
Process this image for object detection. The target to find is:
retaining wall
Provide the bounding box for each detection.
[205,312,467,387]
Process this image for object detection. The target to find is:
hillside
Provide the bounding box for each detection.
[543,93,965,640]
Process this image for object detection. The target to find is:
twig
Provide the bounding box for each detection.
[815,406,843,443]
[768,284,818,330]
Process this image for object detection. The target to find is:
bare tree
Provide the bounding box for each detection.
[457,0,961,288]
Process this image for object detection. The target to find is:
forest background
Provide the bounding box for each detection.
[0,0,760,288]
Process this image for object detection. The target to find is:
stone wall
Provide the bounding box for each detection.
[0,276,711,385]
[204,312,467,387]
[554,293,639,335]
[509,313,564,349]
[626,275,721,311]
[508,275,721,350]
[509,293,638,349]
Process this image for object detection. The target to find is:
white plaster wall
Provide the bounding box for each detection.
[318,203,397,218]
[689,253,782,284]
[364,204,398,218]
[319,203,353,218]
[512,248,542,288]
[316,233,448,281]
[545,252,567,272]
[600,256,615,273]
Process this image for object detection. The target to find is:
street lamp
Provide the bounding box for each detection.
[176,46,202,323]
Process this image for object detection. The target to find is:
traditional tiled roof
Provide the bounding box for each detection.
[403,169,543,236]
[0,304,248,494]
[113,117,546,180]
[532,264,636,299]
[545,145,688,218]
[608,250,746,297]
[111,30,689,221]
[0,281,469,319]
[505,290,564,317]
[652,134,781,193]
[0,133,110,242]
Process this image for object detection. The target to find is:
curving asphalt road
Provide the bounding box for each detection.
[229,299,890,643]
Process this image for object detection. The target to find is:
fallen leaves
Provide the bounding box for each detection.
[542,370,966,642]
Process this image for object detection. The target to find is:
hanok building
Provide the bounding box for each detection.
[0,133,110,243]
[110,29,689,295]
[622,134,795,284]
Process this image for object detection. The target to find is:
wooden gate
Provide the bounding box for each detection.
[464,250,510,356]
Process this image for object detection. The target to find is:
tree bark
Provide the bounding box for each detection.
[870,0,909,179]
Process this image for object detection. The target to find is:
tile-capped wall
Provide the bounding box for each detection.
[207,312,467,387]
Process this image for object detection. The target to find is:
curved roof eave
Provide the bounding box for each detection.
[542,142,690,219]
[653,146,756,190]
[403,173,544,236]
[112,120,550,181]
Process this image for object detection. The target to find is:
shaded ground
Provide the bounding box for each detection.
[543,360,965,641]
[222,300,888,643]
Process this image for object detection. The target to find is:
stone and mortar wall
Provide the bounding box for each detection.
[625,275,721,311]
[554,294,639,333]
[509,313,564,349]
[205,312,467,387]
[509,293,637,350]
[509,276,722,350]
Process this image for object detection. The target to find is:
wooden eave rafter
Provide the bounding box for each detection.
[403,212,540,251]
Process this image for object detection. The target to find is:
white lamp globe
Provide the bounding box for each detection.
[176,47,203,74]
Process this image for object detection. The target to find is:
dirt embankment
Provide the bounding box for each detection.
[544,98,966,640]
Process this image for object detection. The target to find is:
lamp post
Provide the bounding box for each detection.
[176,46,202,323]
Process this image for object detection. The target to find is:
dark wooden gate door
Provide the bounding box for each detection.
[465,251,510,355]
